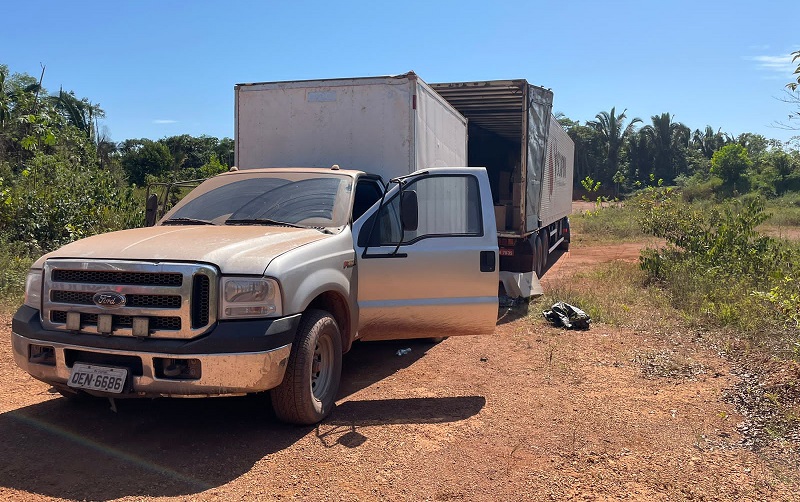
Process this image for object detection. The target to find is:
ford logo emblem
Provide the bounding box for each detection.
[93,292,126,308]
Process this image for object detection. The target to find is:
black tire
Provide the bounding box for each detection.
[426,336,448,344]
[533,235,543,278]
[558,219,571,251]
[271,309,343,425]
[540,232,549,274]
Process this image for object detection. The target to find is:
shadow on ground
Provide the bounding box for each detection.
[0,339,483,500]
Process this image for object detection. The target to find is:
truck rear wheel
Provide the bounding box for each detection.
[540,232,549,274]
[271,309,342,425]
[533,235,543,278]
[557,218,571,251]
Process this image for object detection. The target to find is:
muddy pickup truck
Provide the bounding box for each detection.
[11,166,499,424]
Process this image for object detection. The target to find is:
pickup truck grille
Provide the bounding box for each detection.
[42,260,218,339]
[51,269,184,286]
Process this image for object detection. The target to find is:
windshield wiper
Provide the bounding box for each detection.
[162,217,214,225]
[225,218,307,229]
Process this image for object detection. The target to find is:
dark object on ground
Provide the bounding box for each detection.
[542,302,591,330]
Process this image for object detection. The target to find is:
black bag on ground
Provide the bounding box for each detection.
[542,302,591,330]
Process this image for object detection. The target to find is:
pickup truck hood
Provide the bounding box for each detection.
[36,225,331,275]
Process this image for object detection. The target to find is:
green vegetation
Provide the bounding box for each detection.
[0,239,32,310]
[570,204,648,244]
[636,188,799,350]
[765,193,800,227]
[0,63,233,309]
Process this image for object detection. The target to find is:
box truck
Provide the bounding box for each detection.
[236,72,574,297]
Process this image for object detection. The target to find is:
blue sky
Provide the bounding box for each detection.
[3,1,798,145]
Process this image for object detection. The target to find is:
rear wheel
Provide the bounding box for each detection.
[540,232,549,274]
[533,235,544,278]
[558,219,571,251]
[271,309,342,425]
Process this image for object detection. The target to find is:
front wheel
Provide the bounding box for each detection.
[271,309,343,425]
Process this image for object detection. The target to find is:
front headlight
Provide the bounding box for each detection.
[219,277,283,319]
[24,269,43,310]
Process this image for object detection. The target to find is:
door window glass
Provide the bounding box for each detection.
[374,175,482,245]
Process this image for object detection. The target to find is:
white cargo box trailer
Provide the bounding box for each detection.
[431,80,575,287]
[235,72,467,178]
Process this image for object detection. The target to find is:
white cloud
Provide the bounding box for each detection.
[745,54,795,75]
[153,119,178,124]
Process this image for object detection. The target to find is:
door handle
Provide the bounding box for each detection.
[480,251,496,272]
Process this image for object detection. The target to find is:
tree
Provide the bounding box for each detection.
[691,126,728,159]
[776,50,800,130]
[735,133,768,160]
[214,137,234,167]
[162,134,219,171]
[641,113,690,182]
[564,122,604,185]
[587,107,641,183]
[50,90,104,141]
[711,143,752,187]
[626,129,651,184]
[118,139,174,184]
[788,50,800,92]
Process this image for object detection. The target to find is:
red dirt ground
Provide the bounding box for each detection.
[0,227,796,500]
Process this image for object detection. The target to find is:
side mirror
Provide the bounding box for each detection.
[400,190,418,232]
[145,194,158,227]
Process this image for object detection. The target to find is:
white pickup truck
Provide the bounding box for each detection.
[11,166,499,424]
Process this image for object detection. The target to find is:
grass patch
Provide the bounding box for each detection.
[765,194,800,227]
[532,260,676,331]
[570,203,649,245]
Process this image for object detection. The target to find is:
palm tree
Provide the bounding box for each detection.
[50,89,105,141]
[691,126,727,159]
[587,107,641,182]
[642,113,690,182]
[626,129,651,184]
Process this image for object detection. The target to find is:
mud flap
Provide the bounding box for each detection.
[499,271,543,299]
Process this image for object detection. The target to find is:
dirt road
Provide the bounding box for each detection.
[0,241,796,501]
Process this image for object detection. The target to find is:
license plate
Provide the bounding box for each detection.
[68,363,128,394]
[499,248,514,256]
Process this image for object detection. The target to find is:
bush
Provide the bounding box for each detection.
[680,175,722,202]
[0,152,143,251]
[636,188,800,352]
[712,144,751,181]
[0,239,35,308]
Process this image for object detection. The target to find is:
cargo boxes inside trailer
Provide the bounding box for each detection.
[430,79,574,237]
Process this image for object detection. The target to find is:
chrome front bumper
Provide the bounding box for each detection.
[12,331,291,397]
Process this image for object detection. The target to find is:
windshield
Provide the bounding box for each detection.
[162,171,353,228]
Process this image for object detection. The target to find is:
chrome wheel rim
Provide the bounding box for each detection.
[311,332,334,400]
